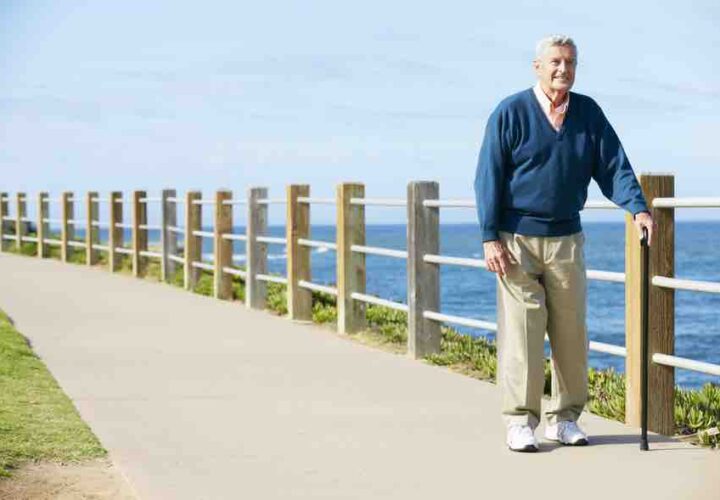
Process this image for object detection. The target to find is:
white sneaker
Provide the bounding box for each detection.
[545,420,589,446]
[506,424,539,452]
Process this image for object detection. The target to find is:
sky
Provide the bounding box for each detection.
[1,0,719,224]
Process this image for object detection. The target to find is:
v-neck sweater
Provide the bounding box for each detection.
[474,88,648,242]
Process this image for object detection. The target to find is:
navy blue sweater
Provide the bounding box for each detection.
[474,88,648,242]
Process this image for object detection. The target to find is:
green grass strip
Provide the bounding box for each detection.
[0,311,106,477]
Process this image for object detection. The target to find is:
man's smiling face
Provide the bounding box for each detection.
[534,44,577,96]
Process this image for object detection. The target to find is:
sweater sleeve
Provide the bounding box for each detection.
[592,108,649,216]
[474,108,508,242]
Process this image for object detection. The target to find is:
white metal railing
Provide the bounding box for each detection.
[139,224,162,231]
[424,310,497,331]
[140,250,162,259]
[115,223,132,229]
[421,199,619,209]
[351,244,407,259]
[114,247,132,255]
[652,276,720,294]
[424,254,486,269]
[351,292,408,312]
[350,198,405,207]
[653,353,720,376]
[221,233,247,242]
[653,197,720,208]
[221,199,247,206]
[192,230,214,238]
[67,241,86,248]
[191,261,214,271]
[222,266,246,278]
[298,238,336,251]
[298,280,337,296]
[92,244,109,252]
[589,341,627,357]
[297,197,335,205]
[168,254,185,264]
[256,273,287,284]
[256,198,286,205]
[166,197,182,203]
[256,236,286,245]
[192,199,216,206]
[167,225,184,234]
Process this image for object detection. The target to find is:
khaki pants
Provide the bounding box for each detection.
[496,231,588,430]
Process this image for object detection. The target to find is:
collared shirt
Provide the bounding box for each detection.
[533,82,569,131]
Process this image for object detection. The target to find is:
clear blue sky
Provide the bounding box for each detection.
[2,0,719,223]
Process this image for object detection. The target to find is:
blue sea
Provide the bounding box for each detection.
[106,221,719,390]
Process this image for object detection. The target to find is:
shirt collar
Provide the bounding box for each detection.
[533,82,570,114]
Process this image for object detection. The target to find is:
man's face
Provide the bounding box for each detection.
[533,44,576,94]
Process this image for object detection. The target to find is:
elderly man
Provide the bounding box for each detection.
[474,35,654,452]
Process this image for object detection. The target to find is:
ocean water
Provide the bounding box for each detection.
[103,221,719,390]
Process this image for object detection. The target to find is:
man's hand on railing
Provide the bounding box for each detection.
[633,211,656,246]
[483,240,516,276]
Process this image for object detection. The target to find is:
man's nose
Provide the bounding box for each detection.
[558,60,567,72]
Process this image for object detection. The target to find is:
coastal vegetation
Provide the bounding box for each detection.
[0,311,106,477]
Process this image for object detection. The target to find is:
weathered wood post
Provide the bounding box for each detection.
[161,189,178,283]
[132,191,148,277]
[246,187,268,309]
[86,192,99,265]
[0,193,8,252]
[15,192,26,251]
[286,184,312,321]
[61,192,74,262]
[109,191,123,272]
[407,181,441,358]
[214,190,233,300]
[336,183,366,334]
[184,191,202,290]
[625,173,675,435]
[37,192,49,258]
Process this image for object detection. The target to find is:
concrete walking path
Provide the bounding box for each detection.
[1,253,718,499]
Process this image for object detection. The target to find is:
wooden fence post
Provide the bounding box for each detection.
[161,189,178,283]
[625,173,675,435]
[109,191,123,272]
[132,190,148,277]
[0,193,8,252]
[407,181,441,358]
[37,192,49,258]
[184,191,201,291]
[336,183,366,334]
[86,192,98,265]
[214,190,233,300]
[246,187,268,309]
[61,192,74,262]
[16,192,26,251]
[287,184,312,321]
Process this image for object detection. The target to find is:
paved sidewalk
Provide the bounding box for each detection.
[1,253,718,500]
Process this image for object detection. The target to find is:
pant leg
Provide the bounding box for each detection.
[542,232,589,425]
[497,232,547,430]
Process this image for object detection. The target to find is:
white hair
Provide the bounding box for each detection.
[535,35,578,61]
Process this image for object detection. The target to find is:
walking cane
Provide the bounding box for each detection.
[640,227,649,451]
